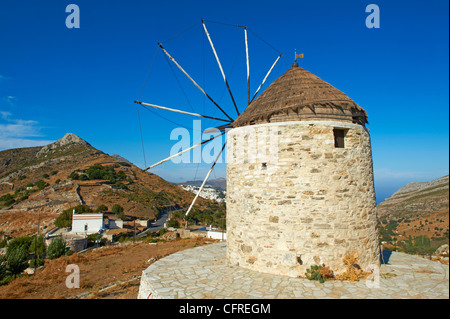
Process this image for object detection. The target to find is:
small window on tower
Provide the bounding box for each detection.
[333,129,347,148]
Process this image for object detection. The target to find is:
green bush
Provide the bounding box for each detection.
[6,236,32,255]
[0,238,8,249]
[167,219,180,228]
[0,194,16,207]
[54,205,93,228]
[78,174,89,181]
[87,233,105,247]
[1,198,15,206]
[0,256,7,282]
[95,204,108,213]
[29,257,45,268]
[112,204,125,220]
[305,264,333,284]
[115,182,128,190]
[46,237,66,259]
[158,228,168,237]
[68,171,79,180]
[29,235,46,256]
[112,204,124,214]
[65,250,74,257]
[35,180,47,190]
[6,245,29,274]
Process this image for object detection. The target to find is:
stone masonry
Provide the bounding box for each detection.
[226,120,380,277]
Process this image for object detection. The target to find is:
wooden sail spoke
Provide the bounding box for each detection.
[135,101,231,123]
[245,26,250,106]
[250,53,282,103]
[202,19,240,117]
[158,43,234,122]
[184,142,227,220]
[144,132,225,171]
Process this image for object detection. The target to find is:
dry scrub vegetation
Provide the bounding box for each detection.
[0,237,215,299]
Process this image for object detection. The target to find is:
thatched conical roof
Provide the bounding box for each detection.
[233,64,368,127]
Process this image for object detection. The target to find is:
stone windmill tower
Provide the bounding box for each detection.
[226,58,380,277]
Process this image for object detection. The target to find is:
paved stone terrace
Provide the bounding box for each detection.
[137,243,449,299]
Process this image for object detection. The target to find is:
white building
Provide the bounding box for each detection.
[71,211,105,235]
[108,219,124,229]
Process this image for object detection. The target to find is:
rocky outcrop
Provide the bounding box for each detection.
[377,175,449,219]
[36,133,90,158]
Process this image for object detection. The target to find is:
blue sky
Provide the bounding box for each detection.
[0,0,448,202]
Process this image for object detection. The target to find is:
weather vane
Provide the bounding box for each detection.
[294,49,304,64]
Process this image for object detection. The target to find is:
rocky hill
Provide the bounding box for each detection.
[0,133,216,238]
[376,175,449,249]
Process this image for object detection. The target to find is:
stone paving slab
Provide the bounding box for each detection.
[137,243,449,299]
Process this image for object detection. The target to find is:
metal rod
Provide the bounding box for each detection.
[185,142,226,219]
[250,53,282,103]
[202,20,240,116]
[244,26,250,105]
[158,43,234,122]
[144,132,226,171]
[135,101,231,123]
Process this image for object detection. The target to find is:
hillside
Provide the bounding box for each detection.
[0,133,217,238]
[376,175,449,254]
[0,238,215,299]
[176,177,226,190]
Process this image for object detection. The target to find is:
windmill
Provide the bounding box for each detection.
[134,19,283,225]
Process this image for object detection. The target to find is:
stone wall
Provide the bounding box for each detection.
[226,120,380,277]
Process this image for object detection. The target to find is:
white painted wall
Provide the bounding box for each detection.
[207,230,227,240]
[72,212,104,234]
[108,219,123,229]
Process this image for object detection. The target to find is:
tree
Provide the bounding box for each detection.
[46,237,66,259]
[55,205,93,228]
[29,235,46,256]
[54,209,73,228]
[35,180,47,190]
[6,245,29,274]
[112,204,124,214]
[167,219,180,228]
[6,236,32,256]
[112,204,125,220]
[95,204,108,213]
[69,172,79,180]
[0,256,7,282]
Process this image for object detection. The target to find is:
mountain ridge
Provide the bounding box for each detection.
[376,174,449,248]
[0,133,219,238]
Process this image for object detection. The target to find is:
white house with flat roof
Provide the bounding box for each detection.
[71,211,105,235]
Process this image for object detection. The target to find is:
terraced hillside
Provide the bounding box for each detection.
[376,175,449,254]
[0,133,219,238]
